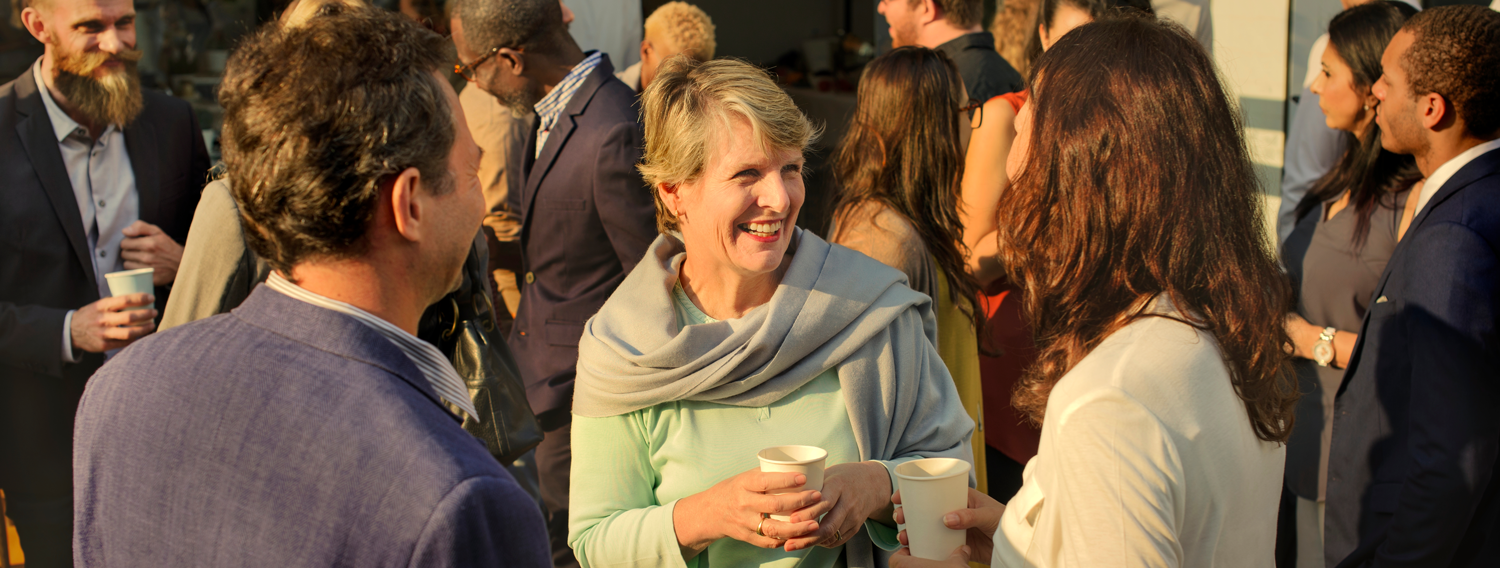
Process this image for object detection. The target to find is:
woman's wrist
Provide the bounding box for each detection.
[672,492,719,555]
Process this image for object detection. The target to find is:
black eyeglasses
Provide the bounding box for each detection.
[454,46,500,82]
[959,100,984,129]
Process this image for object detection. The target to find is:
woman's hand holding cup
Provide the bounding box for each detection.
[673,467,823,555]
[892,487,1005,563]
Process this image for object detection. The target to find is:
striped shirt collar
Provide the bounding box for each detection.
[533,51,603,138]
[266,272,479,422]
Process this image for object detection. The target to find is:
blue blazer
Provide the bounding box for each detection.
[1325,147,1500,568]
[507,54,656,426]
[73,286,550,567]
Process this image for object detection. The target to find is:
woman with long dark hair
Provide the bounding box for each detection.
[891,15,1296,567]
[959,0,1154,505]
[1280,2,1420,564]
[829,45,989,493]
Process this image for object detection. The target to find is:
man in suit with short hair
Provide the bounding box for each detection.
[72,8,549,566]
[1325,6,1500,568]
[451,0,657,565]
[1,0,205,563]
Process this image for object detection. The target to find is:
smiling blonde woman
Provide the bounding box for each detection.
[567,57,975,568]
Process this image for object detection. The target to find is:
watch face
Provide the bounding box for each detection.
[1314,342,1335,366]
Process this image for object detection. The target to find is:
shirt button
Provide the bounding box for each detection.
[525,272,535,284]
[98,250,106,258]
[97,199,105,207]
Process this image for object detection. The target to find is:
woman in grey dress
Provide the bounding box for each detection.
[1279,3,1422,565]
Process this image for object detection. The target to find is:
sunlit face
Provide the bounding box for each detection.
[426,72,487,297]
[450,13,542,114]
[1040,3,1091,52]
[32,0,137,75]
[1312,43,1375,137]
[878,0,921,48]
[1007,97,1032,183]
[639,27,681,92]
[1372,30,1425,156]
[668,115,805,280]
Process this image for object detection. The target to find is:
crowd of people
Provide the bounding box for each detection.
[1,0,1499,567]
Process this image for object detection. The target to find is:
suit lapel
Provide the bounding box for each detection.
[519,60,613,235]
[14,67,96,285]
[123,118,161,227]
[1339,148,1500,395]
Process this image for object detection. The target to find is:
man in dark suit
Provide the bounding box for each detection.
[1325,6,1500,568]
[1,0,205,564]
[72,8,549,566]
[451,0,657,564]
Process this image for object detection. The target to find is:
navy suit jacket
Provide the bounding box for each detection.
[1326,147,1500,568]
[0,66,206,504]
[73,286,551,567]
[508,54,656,426]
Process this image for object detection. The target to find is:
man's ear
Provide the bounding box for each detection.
[640,38,652,60]
[497,47,525,77]
[388,167,425,243]
[1419,91,1450,131]
[919,0,942,25]
[21,7,51,44]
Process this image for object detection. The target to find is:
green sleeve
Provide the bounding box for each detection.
[568,412,692,568]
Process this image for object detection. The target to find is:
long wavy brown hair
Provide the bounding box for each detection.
[830,47,983,328]
[996,16,1298,443]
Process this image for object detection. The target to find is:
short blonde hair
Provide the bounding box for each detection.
[643,1,716,63]
[638,58,818,234]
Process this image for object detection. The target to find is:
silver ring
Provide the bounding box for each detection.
[756,516,767,537]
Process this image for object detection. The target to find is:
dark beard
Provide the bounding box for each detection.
[54,48,145,129]
[492,79,544,117]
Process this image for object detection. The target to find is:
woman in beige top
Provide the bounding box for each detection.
[891,15,1297,567]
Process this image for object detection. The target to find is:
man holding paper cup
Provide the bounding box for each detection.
[0,0,206,563]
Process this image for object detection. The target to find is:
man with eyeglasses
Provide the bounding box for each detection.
[450,1,655,566]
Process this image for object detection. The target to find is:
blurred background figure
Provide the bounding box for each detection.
[564,0,640,72]
[1150,0,1210,53]
[879,0,1022,105]
[829,45,988,494]
[1276,3,1420,567]
[615,0,714,92]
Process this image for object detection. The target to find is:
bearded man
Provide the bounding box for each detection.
[0,0,207,564]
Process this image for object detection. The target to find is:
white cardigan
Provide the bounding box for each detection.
[993,298,1284,567]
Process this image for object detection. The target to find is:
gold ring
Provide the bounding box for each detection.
[756,516,767,537]
[834,528,842,542]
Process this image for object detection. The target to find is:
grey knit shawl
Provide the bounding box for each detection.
[574,229,975,567]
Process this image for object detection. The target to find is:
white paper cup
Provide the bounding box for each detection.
[896,458,971,560]
[105,267,155,311]
[758,445,827,522]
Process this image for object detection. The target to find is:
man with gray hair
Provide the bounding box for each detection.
[451,1,656,566]
[71,8,549,566]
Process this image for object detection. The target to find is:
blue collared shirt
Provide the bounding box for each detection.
[533,50,603,158]
[35,61,140,363]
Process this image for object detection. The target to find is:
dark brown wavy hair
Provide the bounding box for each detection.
[831,47,983,329]
[996,16,1298,443]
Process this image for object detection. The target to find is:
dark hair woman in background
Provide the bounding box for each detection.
[829,45,989,494]
[892,15,1296,567]
[1279,2,1421,565]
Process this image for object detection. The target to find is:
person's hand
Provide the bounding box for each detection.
[673,468,823,556]
[782,461,892,551]
[890,544,971,567]
[70,294,157,353]
[1284,312,1318,360]
[121,220,183,286]
[893,487,1004,562]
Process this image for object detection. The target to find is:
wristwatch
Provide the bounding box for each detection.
[1314,327,1337,367]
